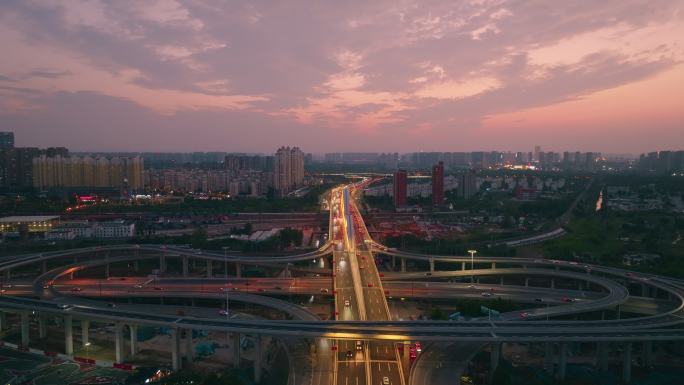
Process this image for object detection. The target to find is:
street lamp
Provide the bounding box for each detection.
[222,247,229,319]
[468,250,477,284]
[85,342,91,361]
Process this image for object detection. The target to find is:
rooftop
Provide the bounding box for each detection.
[0,215,60,223]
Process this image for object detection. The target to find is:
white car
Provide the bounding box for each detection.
[344,299,350,307]
[481,292,492,297]
[382,376,390,385]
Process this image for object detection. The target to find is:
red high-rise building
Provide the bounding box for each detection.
[393,169,407,207]
[432,161,444,205]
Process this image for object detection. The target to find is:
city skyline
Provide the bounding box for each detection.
[1,1,683,153]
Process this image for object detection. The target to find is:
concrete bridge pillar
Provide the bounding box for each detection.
[130,325,138,358]
[236,263,242,278]
[491,262,496,270]
[38,316,47,339]
[642,341,653,367]
[207,260,213,278]
[42,260,47,273]
[171,328,181,370]
[391,256,396,271]
[623,342,632,383]
[500,276,504,286]
[64,315,73,356]
[401,258,406,273]
[543,343,553,373]
[133,260,139,272]
[185,329,193,363]
[81,319,89,347]
[0,312,6,331]
[20,311,29,347]
[597,342,609,371]
[489,343,501,384]
[182,256,189,277]
[233,332,241,368]
[429,258,435,273]
[254,334,262,383]
[556,343,567,380]
[550,279,555,289]
[524,278,530,287]
[105,263,110,279]
[160,255,166,273]
[461,261,466,271]
[115,322,125,363]
[4,269,10,280]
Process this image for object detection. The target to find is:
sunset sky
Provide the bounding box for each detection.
[0,0,682,154]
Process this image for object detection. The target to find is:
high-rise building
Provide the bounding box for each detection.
[458,170,477,199]
[0,147,41,187]
[534,145,542,162]
[393,169,407,207]
[431,161,444,206]
[0,132,14,149]
[273,146,305,196]
[32,155,144,191]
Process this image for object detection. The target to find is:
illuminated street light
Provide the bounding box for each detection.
[85,341,91,361]
[468,250,477,284]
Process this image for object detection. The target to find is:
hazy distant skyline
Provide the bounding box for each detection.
[1,1,683,153]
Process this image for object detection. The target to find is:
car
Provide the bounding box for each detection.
[71,287,82,292]
[425,272,432,276]
[367,283,374,287]
[356,340,363,350]
[467,284,476,289]
[232,287,240,291]
[58,304,72,309]
[219,310,229,316]
[43,284,52,289]
[176,309,185,315]
[409,347,417,359]
[519,312,530,319]
[561,297,576,303]
[415,342,422,353]
[154,287,164,291]
[320,288,329,293]
[535,298,544,302]
[134,284,143,289]
[346,350,353,359]
[274,286,283,290]
[481,292,492,297]
[344,299,350,307]
[108,303,117,308]
[382,376,390,385]
[257,288,265,292]
[569,261,578,265]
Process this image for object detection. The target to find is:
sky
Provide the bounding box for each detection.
[0,0,683,154]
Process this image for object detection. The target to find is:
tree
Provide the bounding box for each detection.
[191,227,208,248]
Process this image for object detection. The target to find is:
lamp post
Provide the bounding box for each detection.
[468,250,477,284]
[222,247,230,319]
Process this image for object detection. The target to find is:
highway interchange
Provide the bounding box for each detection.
[0,181,684,384]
